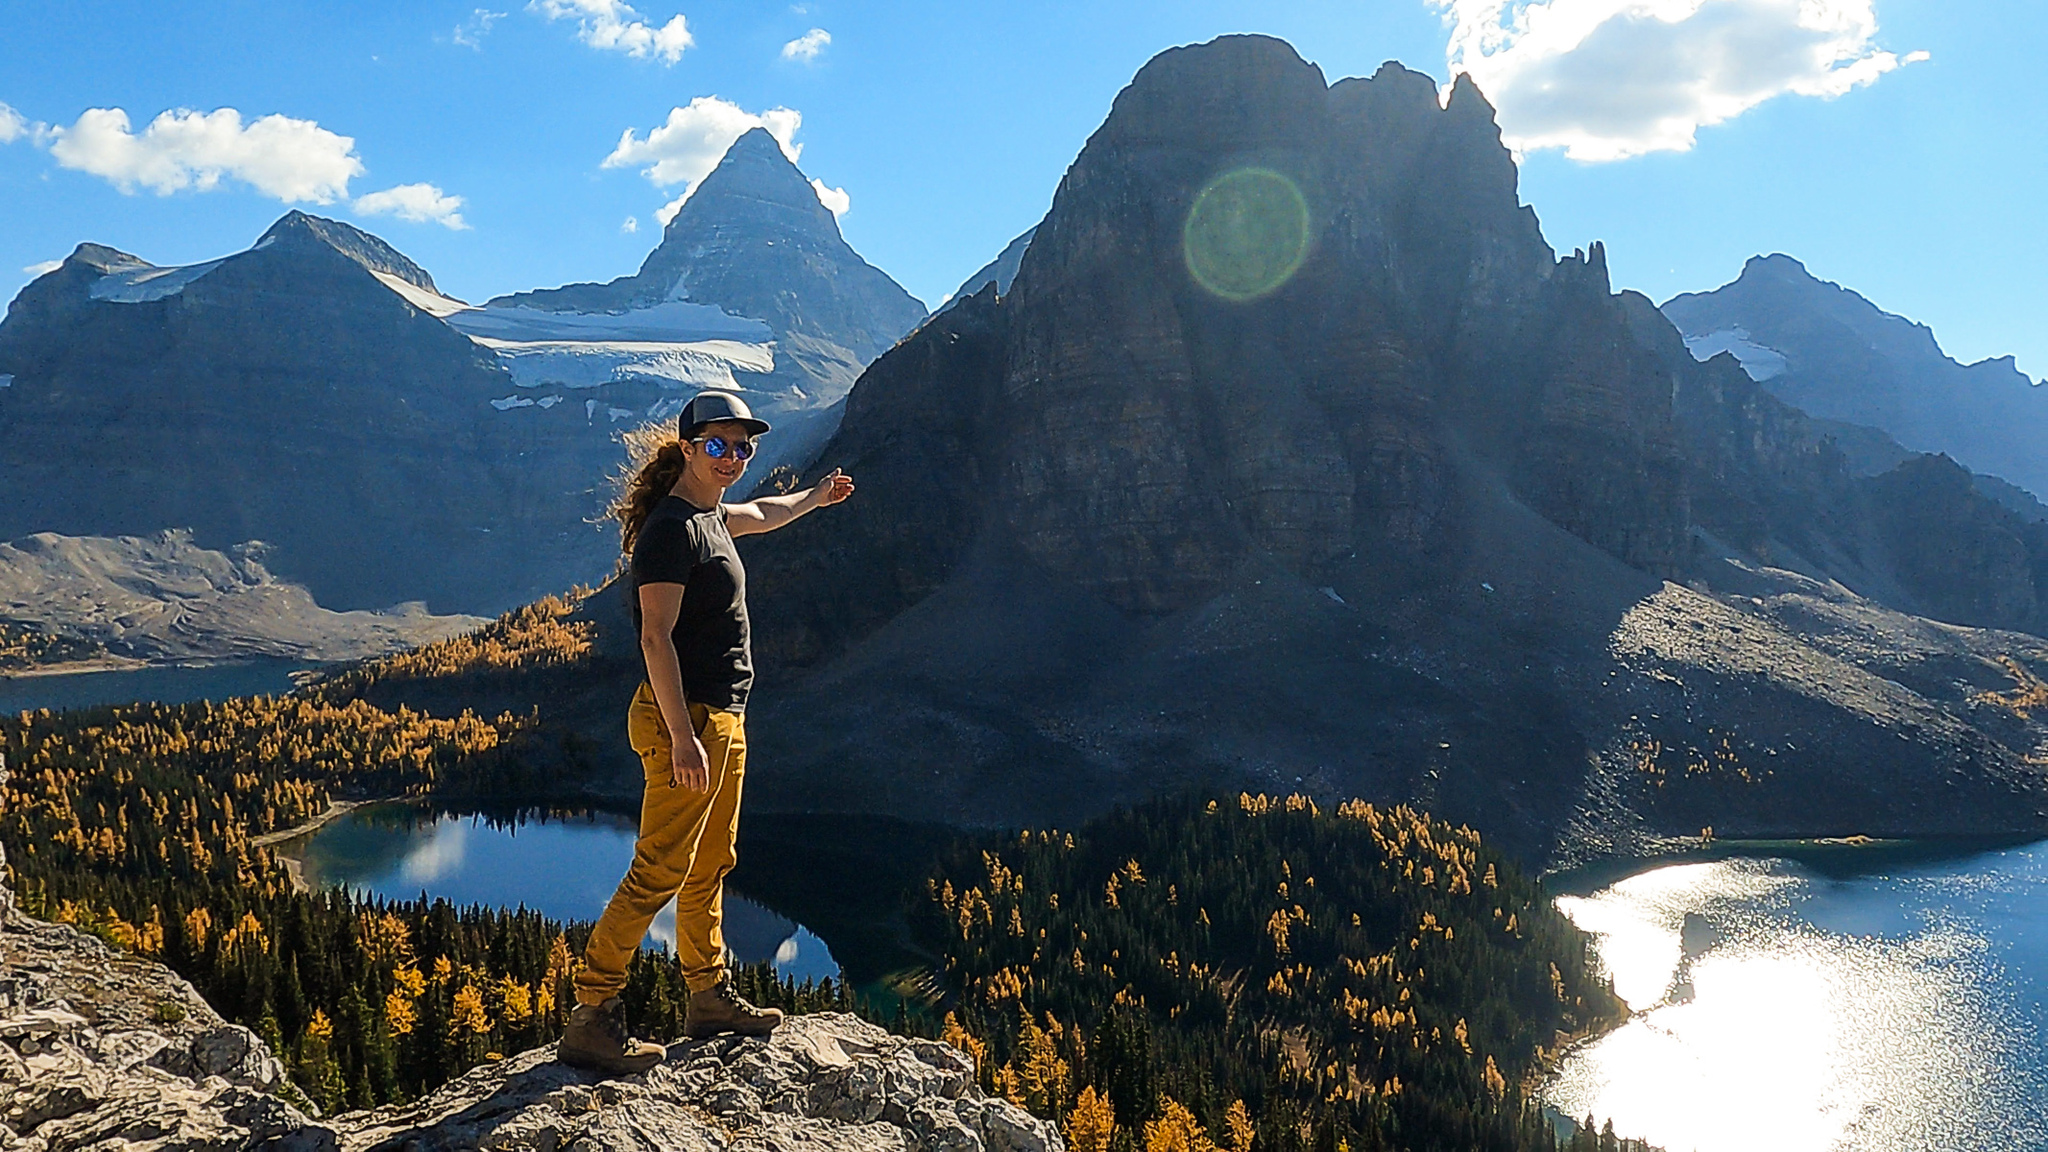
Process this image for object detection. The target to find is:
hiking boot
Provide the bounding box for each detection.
[557,997,666,1073]
[685,980,784,1039]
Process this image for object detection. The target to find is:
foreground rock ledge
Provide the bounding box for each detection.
[1,823,1057,1152]
[339,1013,1061,1152]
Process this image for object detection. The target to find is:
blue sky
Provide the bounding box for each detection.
[2,1,2042,377]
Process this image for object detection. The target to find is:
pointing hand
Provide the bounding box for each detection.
[815,468,855,507]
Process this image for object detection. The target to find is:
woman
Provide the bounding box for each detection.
[558,390,854,1073]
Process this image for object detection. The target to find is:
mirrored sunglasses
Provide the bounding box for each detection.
[693,435,757,461]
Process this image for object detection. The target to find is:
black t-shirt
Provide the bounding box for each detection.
[629,495,752,712]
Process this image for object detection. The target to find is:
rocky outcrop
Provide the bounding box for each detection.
[0,835,333,1150]
[336,1014,1058,1152]
[1663,253,2048,501]
[0,529,484,664]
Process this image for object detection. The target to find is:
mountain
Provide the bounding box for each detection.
[490,125,927,464]
[0,134,927,619]
[691,37,2048,861]
[1663,254,2048,499]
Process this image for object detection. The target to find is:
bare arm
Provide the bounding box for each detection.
[724,468,855,537]
[638,581,709,792]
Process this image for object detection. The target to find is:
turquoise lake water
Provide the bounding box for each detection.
[1547,843,2048,1152]
[290,805,842,984]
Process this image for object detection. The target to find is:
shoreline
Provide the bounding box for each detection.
[254,799,383,895]
[1541,831,2043,896]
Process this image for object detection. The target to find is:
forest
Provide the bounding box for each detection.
[1,595,1649,1148]
[919,794,1644,1152]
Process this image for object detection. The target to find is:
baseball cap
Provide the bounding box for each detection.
[678,391,771,436]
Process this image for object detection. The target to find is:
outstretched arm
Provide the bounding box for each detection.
[724,468,855,537]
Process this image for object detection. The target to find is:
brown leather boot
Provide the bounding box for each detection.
[557,997,666,1073]
[684,979,785,1039]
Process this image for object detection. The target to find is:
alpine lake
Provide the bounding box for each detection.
[279,806,2048,1151]
[273,802,954,1003]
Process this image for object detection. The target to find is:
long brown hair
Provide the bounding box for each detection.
[610,422,695,554]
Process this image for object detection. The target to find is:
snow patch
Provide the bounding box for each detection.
[490,395,535,411]
[1684,328,1789,381]
[475,338,773,392]
[536,395,563,409]
[607,406,637,422]
[0,375,12,388]
[370,270,471,317]
[89,258,229,303]
[444,300,769,344]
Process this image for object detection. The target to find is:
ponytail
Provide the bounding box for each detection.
[610,423,691,554]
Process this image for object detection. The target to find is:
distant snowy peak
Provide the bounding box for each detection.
[61,212,448,308]
[260,210,441,293]
[1663,250,2048,501]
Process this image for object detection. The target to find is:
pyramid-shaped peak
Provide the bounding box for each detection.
[259,210,439,293]
[663,128,837,240]
[728,126,789,157]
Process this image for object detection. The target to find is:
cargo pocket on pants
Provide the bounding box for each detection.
[627,686,671,783]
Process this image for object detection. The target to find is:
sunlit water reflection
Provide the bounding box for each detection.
[1547,848,2048,1152]
[293,806,840,983]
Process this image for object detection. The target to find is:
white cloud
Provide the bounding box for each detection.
[529,0,692,63]
[621,214,639,233]
[22,260,63,276]
[48,106,363,202]
[655,192,686,226]
[603,96,802,188]
[810,177,849,217]
[1433,0,1927,161]
[354,182,471,229]
[452,8,507,48]
[0,103,27,144]
[781,28,830,63]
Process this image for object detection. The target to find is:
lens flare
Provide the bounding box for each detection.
[1181,167,1310,302]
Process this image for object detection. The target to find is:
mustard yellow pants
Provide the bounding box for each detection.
[574,681,748,1004]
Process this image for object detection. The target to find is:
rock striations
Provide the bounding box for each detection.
[0,212,588,615]
[692,35,2048,860]
[0,838,1052,1152]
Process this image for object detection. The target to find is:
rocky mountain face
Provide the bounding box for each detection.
[0,833,1051,1152]
[1663,253,2048,500]
[673,35,2048,862]
[0,211,606,615]
[0,132,927,620]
